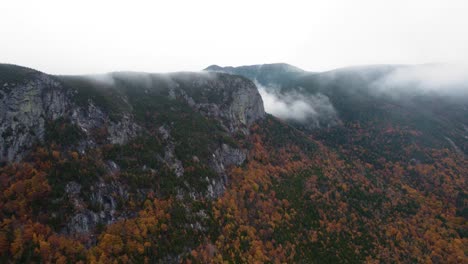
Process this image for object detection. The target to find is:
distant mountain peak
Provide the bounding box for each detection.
[204,65,225,71]
[203,63,306,87]
[204,63,304,73]
[258,63,305,72]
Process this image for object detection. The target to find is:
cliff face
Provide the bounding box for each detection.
[168,72,265,134]
[0,64,265,236]
[0,72,141,163]
[0,66,265,164]
[2,64,467,263]
[0,70,70,162]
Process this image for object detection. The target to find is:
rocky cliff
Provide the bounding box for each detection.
[164,72,265,134]
[0,64,265,236]
[2,63,467,263]
[0,65,264,163]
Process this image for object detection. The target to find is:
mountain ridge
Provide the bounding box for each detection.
[205,62,468,155]
[0,64,265,162]
[0,63,466,263]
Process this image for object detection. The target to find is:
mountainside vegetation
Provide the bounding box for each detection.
[0,63,466,263]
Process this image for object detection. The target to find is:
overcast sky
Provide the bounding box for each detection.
[1,0,467,74]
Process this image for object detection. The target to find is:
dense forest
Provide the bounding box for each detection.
[0,63,466,263]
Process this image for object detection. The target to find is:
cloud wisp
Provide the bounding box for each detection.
[256,82,339,128]
[372,63,468,95]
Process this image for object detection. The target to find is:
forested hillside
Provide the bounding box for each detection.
[0,64,466,263]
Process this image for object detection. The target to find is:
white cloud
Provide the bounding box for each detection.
[256,82,339,127]
[373,63,468,94]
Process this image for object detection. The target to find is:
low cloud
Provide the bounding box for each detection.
[84,73,116,86]
[373,63,468,95]
[256,82,339,127]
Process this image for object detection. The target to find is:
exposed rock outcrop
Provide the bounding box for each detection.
[171,73,265,134]
[71,101,140,146]
[0,64,267,236]
[158,125,185,178]
[1,68,265,163]
[206,143,247,198]
[0,69,141,162]
[65,180,129,235]
[0,73,70,162]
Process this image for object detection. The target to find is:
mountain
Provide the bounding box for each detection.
[0,64,267,255]
[207,63,468,157]
[0,63,467,263]
[204,63,306,88]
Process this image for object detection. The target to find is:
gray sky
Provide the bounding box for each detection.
[1,0,467,74]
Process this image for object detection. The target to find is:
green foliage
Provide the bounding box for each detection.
[104,135,163,170]
[58,75,132,121]
[256,115,317,155]
[2,64,466,263]
[45,118,84,146]
[272,169,372,263]
[0,64,39,87]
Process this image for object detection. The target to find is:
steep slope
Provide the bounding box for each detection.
[202,63,468,262]
[207,63,468,156]
[1,66,265,163]
[0,63,466,263]
[0,64,265,237]
[0,65,71,162]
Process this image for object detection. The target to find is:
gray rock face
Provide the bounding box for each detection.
[229,81,265,131]
[210,143,247,179]
[0,74,69,162]
[158,124,247,198]
[0,74,140,162]
[71,102,140,145]
[174,74,265,134]
[1,66,266,235]
[1,68,265,163]
[65,180,129,235]
[207,143,247,198]
[106,160,120,175]
[158,125,185,177]
[67,211,100,235]
[107,115,140,144]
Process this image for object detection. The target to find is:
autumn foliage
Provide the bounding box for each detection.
[0,117,467,263]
